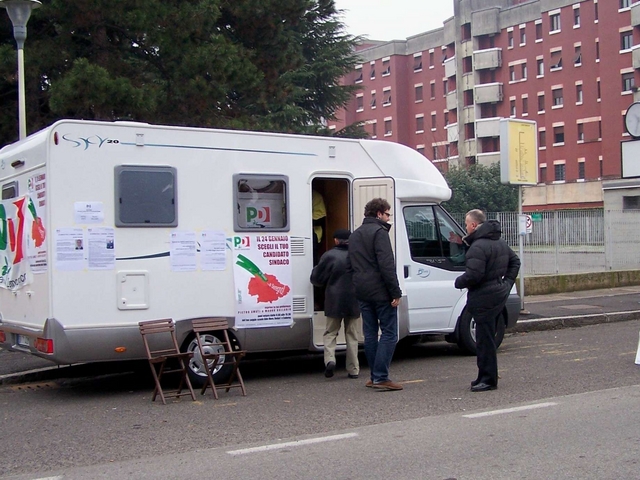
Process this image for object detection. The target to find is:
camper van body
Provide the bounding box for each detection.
[0,120,519,380]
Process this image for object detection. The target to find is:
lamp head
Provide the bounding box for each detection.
[0,0,41,47]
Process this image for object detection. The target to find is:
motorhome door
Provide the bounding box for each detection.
[352,177,396,252]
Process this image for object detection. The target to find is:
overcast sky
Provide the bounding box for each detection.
[333,1,454,41]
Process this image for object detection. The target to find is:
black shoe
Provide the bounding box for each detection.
[470,379,481,388]
[348,373,359,379]
[471,382,497,392]
[324,361,336,378]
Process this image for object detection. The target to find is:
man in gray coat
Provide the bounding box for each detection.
[310,229,361,379]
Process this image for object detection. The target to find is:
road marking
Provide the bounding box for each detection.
[227,432,358,456]
[32,476,63,480]
[463,402,558,419]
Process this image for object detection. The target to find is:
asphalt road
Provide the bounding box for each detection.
[1,319,640,479]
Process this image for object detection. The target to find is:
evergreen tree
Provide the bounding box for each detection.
[443,163,519,214]
[0,0,361,146]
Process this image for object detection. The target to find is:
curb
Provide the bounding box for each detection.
[510,310,640,333]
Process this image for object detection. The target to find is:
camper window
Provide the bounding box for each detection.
[114,166,178,227]
[2,181,18,200]
[233,174,289,231]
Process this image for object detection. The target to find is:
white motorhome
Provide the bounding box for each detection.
[0,120,519,385]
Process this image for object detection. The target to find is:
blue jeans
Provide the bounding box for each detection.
[359,300,398,383]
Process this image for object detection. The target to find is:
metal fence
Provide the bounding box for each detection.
[449,210,640,276]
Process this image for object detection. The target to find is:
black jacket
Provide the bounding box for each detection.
[454,220,521,310]
[347,217,402,302]
[310,244,360,319]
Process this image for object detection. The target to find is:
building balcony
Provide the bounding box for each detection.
[446,90,458,111]
[461,72,475,91]
[446,123,459,143]
[474,82,503,104]
[477,151,500,166]
[473,48,502,70]
[475,117,501,138]
[460,41,474,58]
[444,56,456,78]
[632,2,640,26]
[461,106,475,124]
[464,139,478,157]
[633,45,640,69]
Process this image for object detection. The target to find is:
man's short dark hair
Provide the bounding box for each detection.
[364,198,391,218]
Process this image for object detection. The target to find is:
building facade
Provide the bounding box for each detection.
[328,0,640,210]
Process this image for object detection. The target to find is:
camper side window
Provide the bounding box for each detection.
[2,182,18,200]
[114,166,178,227]
[233,174,289,231]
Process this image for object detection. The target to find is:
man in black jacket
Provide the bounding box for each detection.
[310,229,360,379]
[455,209,520,392]
[348,198,403,391]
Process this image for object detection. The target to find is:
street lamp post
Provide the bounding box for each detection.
[1,0,41,140]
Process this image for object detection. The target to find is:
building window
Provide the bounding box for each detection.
[578,162,585,180]
[383,90,392,106]
[537,58,544,76]
[508,30,514,48]
[621,31,633,51]
[443,79,448,95]
[622,72,635,92]
[462,23,471,41]
[384,119,392,136]
[370,64,375,79]
[577,123,584,141]
[539,130,546,148]
[382,60,391,76]
[371,122,377,138]
[538,94,545,112]
[414,55,422,72]
[574,46,581,66]
[574,7,580,27]
[464,89,474,106]
[552,88,564,107]
[550,13,561,33]
[431,113,437,130]
[520,28,526,45]
[576,84,583,104]
[521,63,528,80]
[550,50,562,70]
[597,79,601,100]
[596,40,600,61]
[554,163,566,181]
[540,166,547,182]
[233,174,288,230]
[509,65,515,81]
[594,2,598,22]
[356,95,364,111]
[623,196,640,210]
[510,99,516,117]
[536,22,543,40]
[620,0,631,9]
[416,116,424,132]
[354,68,363,83]
[370,92,376,108]
[115,166,178,227]
[523,97,529,115]
[415,85,423,102]
[444,111,449,125]
[429,51,434,67]
[417,146,425,156]
[553,125,565,144]
[430,82,436,99]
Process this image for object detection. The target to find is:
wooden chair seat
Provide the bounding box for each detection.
[138,319,197,404]
[191,317,247,399]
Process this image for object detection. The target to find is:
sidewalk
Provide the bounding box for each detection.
[514,285,640,332]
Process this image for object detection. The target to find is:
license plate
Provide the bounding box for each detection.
[16,334,30,347]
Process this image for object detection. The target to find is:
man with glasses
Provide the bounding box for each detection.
[347,198,403,391]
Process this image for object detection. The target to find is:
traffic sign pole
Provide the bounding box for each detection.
[518,186,528,314]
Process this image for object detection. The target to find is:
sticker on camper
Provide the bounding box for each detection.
[169,231,197,272]
[233,235,292,328]
[0,195,43,290]
[74,202,104,224]
[28,173,47,274]
[55,228,85,271]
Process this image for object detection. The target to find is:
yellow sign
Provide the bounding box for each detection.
[500,119,538,185]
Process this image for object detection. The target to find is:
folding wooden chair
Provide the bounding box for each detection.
[138,319,197,404]
[191,317,247,398]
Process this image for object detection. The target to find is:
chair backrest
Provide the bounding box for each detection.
[138,318,182,359]
[191,317,235,352]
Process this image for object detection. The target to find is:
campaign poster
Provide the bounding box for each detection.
[0,194,45,290]
[233,235,292,328]
[27,173,47,273]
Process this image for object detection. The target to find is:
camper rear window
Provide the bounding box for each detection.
[115,166,177,227]
[2,182,18,200]
[233,174,289,231]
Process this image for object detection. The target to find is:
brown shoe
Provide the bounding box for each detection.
[372,380,403,391]
[365,380,373,388]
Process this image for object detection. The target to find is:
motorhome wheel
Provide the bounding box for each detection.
[183,333,235,387]
[456,309,506,355]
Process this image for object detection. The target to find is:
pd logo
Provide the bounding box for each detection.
[234,236,251,250]
[246,206,271,225]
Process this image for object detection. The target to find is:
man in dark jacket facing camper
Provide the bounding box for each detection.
[348,198,403,391]
[455,209,520,392]
[310,229,360,379]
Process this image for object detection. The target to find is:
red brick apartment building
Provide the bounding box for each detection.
[328,0,640,211]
